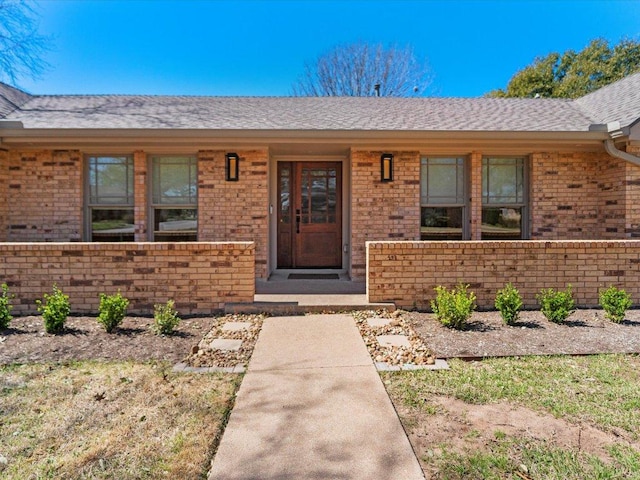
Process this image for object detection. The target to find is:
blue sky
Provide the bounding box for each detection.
[18,0,640,97]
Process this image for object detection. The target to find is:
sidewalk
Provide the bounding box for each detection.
[208,314,425,480]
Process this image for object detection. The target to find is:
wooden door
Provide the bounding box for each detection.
[277,162,342,268]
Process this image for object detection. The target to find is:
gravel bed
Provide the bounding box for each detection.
[353,310,436,366]
[185,314,265,368]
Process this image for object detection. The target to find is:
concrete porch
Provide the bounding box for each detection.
[225,270,395,315]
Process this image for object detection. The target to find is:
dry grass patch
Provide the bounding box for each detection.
[0,361,241,479]
[384,355,640,479]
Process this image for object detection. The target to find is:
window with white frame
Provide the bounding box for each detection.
[420,157,468,240]
[86,156,134,241]
[482,157,527,240]
[150,156,198,241]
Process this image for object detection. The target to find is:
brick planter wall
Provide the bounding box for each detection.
[0,242,255,315]
[367,240,640,310]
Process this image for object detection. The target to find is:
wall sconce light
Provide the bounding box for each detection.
[381,153,393,182]
[225,153,239,181]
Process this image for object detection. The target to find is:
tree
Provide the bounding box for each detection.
[0,0,51,86]
[292,42,431,97]
[487,38,640,99]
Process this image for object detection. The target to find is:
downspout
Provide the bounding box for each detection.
[600,120,640,167]
[604,139,640,167]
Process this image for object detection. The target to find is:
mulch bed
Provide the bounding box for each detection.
[406,309,640,358]
[2,309,640,367]
[0,315,213,365]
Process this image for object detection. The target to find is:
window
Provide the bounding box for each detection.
[482,157,527,240]
[86,156,134,241]
[150,156,197,241]
[420,157,468,240]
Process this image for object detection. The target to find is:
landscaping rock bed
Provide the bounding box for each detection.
[184,314,265,368]
[353,310,436,367]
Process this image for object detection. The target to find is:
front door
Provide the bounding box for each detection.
[277,162,342,268]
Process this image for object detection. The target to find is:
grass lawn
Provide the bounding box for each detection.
[0,361,241,479]
[384,354,640,480]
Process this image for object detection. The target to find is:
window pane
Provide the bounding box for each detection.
[154,208,197,241]
[91,209,134,242]
[88,156,133,205]
[421,157,464,205]
[482,158,524,205]
[421,207,463,240]
[481,207,523,240]
[152,156,197,204]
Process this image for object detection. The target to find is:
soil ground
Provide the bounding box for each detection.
[0,315,212,365]
[407,308,640,358]
[3,309,640,479]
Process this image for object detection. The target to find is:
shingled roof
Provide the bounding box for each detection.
[574,71,640,128]
[1,72,639,133]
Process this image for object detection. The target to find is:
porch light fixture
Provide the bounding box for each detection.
[381,153,394,182]
[225,153,239,181]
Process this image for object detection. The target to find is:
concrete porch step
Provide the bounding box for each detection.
[225,295,395,315]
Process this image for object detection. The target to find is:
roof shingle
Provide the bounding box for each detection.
[1,72,639,133]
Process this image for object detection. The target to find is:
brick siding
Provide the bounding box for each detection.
[350,150,421,279]
[367,240,640,310]
[5,150,82,242]
[197,150,269,278]
[0,242,255,315]
[0,150,7,242]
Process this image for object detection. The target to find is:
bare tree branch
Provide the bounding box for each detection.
[292,42,431,97]
[0,0,51,86]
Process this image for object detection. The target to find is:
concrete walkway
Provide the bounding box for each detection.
[208,314,425,480]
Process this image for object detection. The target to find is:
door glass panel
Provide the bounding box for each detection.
[280,166,290,224]
[301,173,310,222]
[300,166,338,225]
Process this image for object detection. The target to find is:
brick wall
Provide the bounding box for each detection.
[469,152,483,240]
[0,150,7,242]
[367,240,640,310]
[133,150,148,241]
[596,156,627,238]
[622,145,640,237]
[0,242,255,315]
[530,152,602,239]
[197,150,269,278]
[5,150,83,242]
[350,150,421,279]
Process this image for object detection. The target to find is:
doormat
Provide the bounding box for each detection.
[288,274,340,280]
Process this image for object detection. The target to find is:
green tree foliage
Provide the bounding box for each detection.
[487,38,640,99]
[292,42,431,97]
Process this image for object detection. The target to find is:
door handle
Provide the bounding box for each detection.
[296,210,301,234]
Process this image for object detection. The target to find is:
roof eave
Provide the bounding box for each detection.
[0,127,610,153]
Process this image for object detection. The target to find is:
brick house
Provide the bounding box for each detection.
[1,73,639,313]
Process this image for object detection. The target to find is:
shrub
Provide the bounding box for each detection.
[97,291,129,333]
[36,284,71,334]
[0,283,15,330]
[431,283,476,330]
[599,285,632,323]
[494,283,523,326]
[536,285,575,324]
[152,300,180,335]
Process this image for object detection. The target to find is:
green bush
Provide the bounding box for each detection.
[0,283,15,330]
[36,284,71,334]
[97,291,129,333]
[536,285,575,324]
[431,283,477,330]
[599,285,632,323]
[494,283,523,326]
[152,300,180,335]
